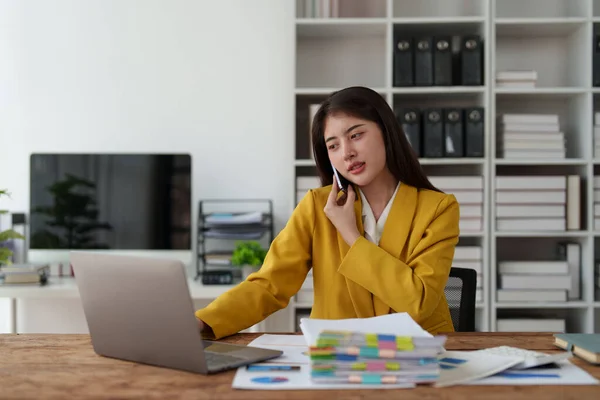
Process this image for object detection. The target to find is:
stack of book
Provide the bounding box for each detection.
[594,177,600,231]
[495,70,537,88]
[496,318,566,333]
[429,176,483,233]
[497,242,581,302]
[495,175,580,231]
[595,112,600,159]
[309,330,446,385]
[453,245,483,302]
[0,264,50,285]
[296,176,320,205]
[496,113,565,159]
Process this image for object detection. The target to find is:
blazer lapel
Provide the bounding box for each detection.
[373,183,418,315]
[378,183,417,260]
[337,186,376,317]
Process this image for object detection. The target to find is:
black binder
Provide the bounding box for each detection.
[393,36,414,86]
[422,108,444,157]
[443,108,464,157]
[434,36,453,86]
[594,32,600,87]
[465,107,485,157]
[414,37,433,86]
[461,35,483,85]
[396,108,421,156]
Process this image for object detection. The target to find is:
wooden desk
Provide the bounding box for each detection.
[1,332,598,399]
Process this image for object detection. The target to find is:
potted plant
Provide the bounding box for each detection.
[230,240,267,279]
[0,189,25,266]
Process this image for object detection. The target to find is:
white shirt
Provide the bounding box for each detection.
[358,182,401,245]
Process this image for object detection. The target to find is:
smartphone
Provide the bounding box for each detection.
[331,161,348,205]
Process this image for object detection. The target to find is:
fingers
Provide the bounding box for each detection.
[343,185,355,208]
[328,174,339,202]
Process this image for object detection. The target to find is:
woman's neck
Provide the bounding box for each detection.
[359,171,399,219]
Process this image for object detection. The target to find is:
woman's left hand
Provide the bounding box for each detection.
[324,179,361,246]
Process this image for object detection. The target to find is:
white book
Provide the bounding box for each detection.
[566,175,580,230]
[453,261,483,274]
[428,176,483,190]
[499,140,565,151]
[296,176,320,190]
[593,176,600,189]
[595,111,600,126]
[476,288,482,303]
[459,205,483,218]
[495,81,536,88]
[496,319,565,333]
[454,246,483,260]
[496,217,565,231]
[502,132,564,141]
[495,190,566,204]
[460,218,482,232]
[496,289,567,302]
[499,274,571,290]
[594,204,600,217]
[595,218,600,231]
[558,242,581,300]
[496,204,565,218]
[496,70,538,80]
[451,190,484,205]
[497,122,560,132]
[495,176,566,191]
[593,189,600,201]
[497,260,569,275]
[498,114,559,125]
[295,290,313,304]
[501,149,566,159]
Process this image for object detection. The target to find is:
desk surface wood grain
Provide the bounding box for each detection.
[1,332,598,399]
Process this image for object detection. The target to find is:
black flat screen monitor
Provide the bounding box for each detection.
[29,153,191,250]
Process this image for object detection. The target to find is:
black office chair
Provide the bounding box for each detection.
[444,267,477,332]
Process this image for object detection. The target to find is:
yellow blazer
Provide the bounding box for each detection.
[195,182,460,339]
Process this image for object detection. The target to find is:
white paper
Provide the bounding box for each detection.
[299,313,432,346]
[435,351,523,387]
[468,360,599,386]
[247,334,310,365]
[232,363,415,390]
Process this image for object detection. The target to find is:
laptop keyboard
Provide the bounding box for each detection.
[205,351,245,369]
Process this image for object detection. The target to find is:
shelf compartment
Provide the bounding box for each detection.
[393,0,485,18]
[494,93,591,160]
[495,22,589,88]
[495,236,589,304]
[495,0,589,19]
[495,307,589,333]
[296,27,385,88]
[495,18,588,37]
[296,0,387,19]
[296,19,387,38]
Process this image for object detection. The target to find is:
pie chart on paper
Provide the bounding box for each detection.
[250,376,289,384]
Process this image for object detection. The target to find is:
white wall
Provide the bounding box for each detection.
[0,0,295,333]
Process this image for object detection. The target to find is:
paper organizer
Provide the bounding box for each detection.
[309,330,447,385]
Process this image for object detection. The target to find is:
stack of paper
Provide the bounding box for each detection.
[299,313,432,346]
[309,330,446,385]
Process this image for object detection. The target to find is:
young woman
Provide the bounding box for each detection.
[195,86,460,339]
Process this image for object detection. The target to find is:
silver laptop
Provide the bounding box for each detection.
[70,252,282,374]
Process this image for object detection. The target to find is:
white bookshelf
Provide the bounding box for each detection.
[291,0,600,334]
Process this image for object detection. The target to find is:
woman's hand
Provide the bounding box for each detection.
[324,178,361,247]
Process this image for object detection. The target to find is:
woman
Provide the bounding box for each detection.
[195,86,460,339]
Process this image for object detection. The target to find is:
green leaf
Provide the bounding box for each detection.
[0,229,25,242]
[0,247,14,265]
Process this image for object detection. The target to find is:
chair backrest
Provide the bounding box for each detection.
[444,267,477,332]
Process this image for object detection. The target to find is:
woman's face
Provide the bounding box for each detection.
[323,112,388,188]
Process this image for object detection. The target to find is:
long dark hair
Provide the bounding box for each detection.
[310,86,441,193]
